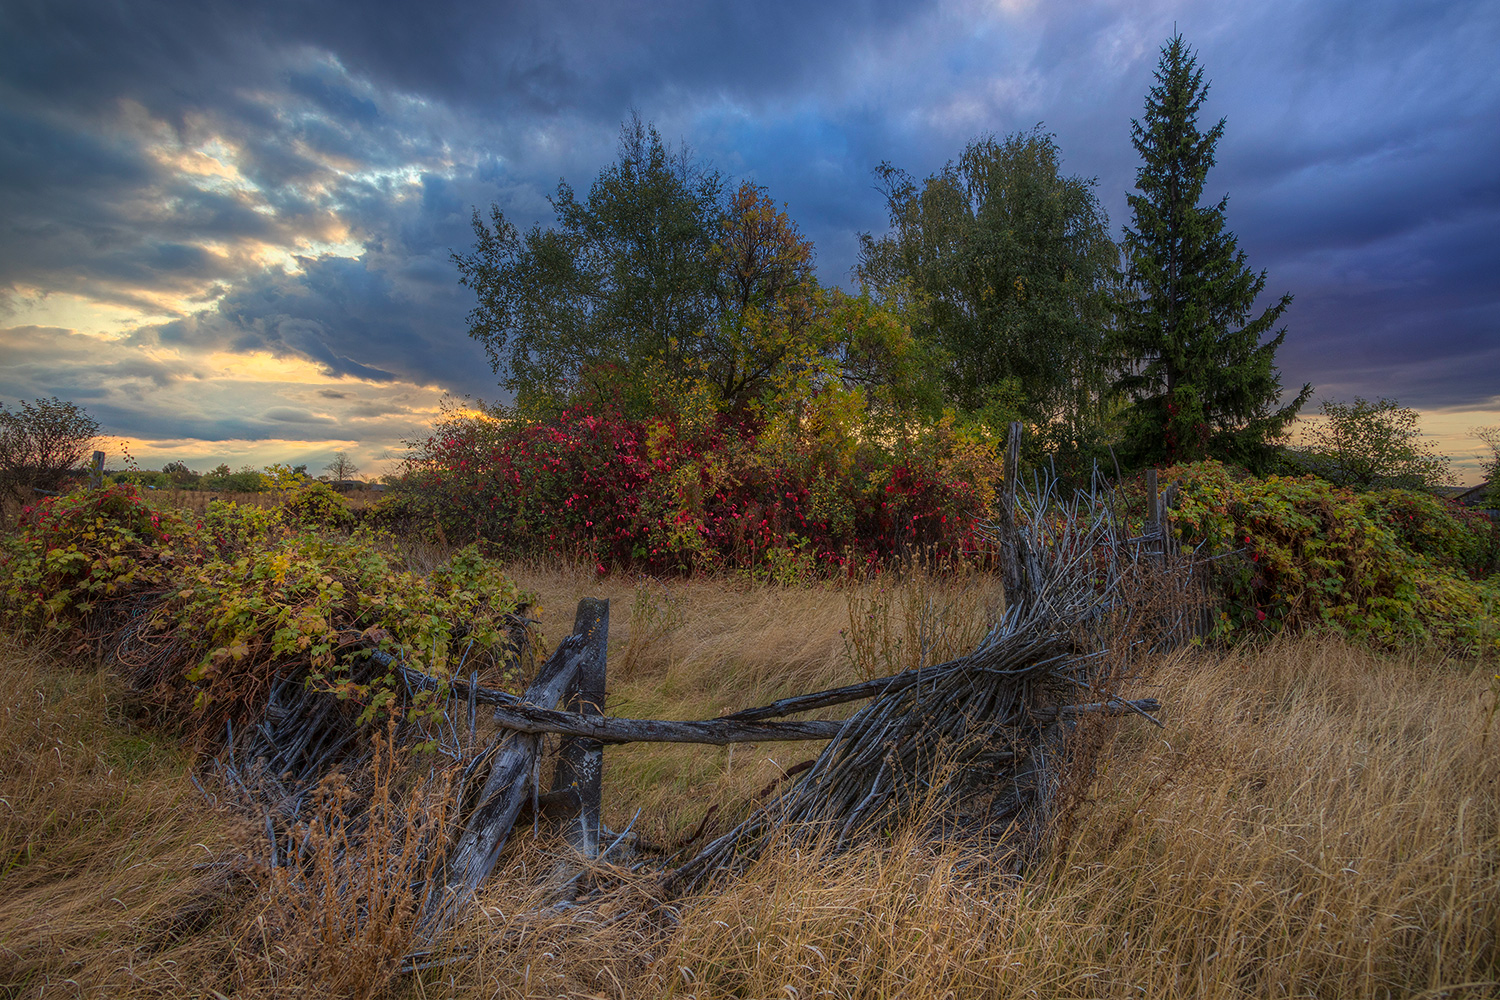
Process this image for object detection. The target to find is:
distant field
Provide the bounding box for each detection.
[1,562,1495,998]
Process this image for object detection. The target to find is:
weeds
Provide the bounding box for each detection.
[840,561,1001,679]
[238,723,456,999]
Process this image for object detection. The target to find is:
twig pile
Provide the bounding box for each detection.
[668,462,1196,892]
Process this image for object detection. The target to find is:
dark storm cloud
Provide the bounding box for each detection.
[0,0,1495,457]
[138,253,494,395]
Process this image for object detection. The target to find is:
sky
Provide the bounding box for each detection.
[1,0,1496,483]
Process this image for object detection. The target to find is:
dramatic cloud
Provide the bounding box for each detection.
[0,0,1494,476]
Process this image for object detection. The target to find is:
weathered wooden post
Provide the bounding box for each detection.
[439,622,595,911]
[89,450,104,490]
[1146,468,1159,534]
[997,422,1030,611]
[550,597,607,857]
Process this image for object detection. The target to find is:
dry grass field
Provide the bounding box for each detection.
[1,561,1497,998]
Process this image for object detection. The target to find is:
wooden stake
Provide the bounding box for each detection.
[997,422,1030,611]
[1146,467,1159,532]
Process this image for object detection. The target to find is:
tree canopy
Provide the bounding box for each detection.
[1114,35,1311,469]
[858,127,1119,434]
[325,451,360,482]
[1294,397,1451,491]
[0,397,99,504]
[455,116,944,430]
[453,81,1320,484]
[454,116,725,413]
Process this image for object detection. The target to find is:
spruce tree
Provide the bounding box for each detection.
[1115,35,1311,469]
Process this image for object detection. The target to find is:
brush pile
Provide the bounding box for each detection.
[668,455,1196,891]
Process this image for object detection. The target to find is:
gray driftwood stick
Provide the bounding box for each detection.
[442,630,590,902]
[484,697,1161,745]
[721,664,955,723]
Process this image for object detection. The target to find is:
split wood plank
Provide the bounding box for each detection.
[548,598,608,857]
[441,630,589,903]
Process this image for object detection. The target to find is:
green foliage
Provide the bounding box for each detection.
[1114,36,1311,470]
[1292,397,1452,491]
[456,116,941,428]
[203,495,285,549]
[174,532,523,726]
[1,484,201,630]
[455,115,725,414]
[0,396,100,503]
[280,480,357,531]
[260,462,308,492]
[1167,462,1499,656]
[858,127,1118,431]
[822,282,948,434]
[200,465,268,492]
[0,485,530,731]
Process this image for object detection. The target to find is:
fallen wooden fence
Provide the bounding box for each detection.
[223,422,1194,941]
[406,594,1163,926]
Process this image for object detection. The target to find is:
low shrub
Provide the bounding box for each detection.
[387,401,1002,577]
[1,483,204,632]
[279,480,356,531]
[0,485,531,732]
[1167,461,1500,655]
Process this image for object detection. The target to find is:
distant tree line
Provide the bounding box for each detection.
[0,419,370,501]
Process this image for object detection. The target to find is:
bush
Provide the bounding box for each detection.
[1,484,202,631]
[390,400,1002,576]
[280,481,356,531]
[0,396,99,503]
[200,465,270,492]
[1167,462,1499,655]
[0,486,531,731]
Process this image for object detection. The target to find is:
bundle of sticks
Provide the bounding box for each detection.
[666,456,1193,892]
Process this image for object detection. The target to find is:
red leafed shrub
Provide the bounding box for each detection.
[379,402,1002,577]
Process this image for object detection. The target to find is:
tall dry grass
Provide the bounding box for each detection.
[501,560,1005,845]
[420,636,1498,1000]
[2,562,1497,998]
[0,634,254,998]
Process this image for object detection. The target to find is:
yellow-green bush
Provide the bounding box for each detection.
[279,480,356,531]
[1,484,530,730]
[1167,462,1499,656]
